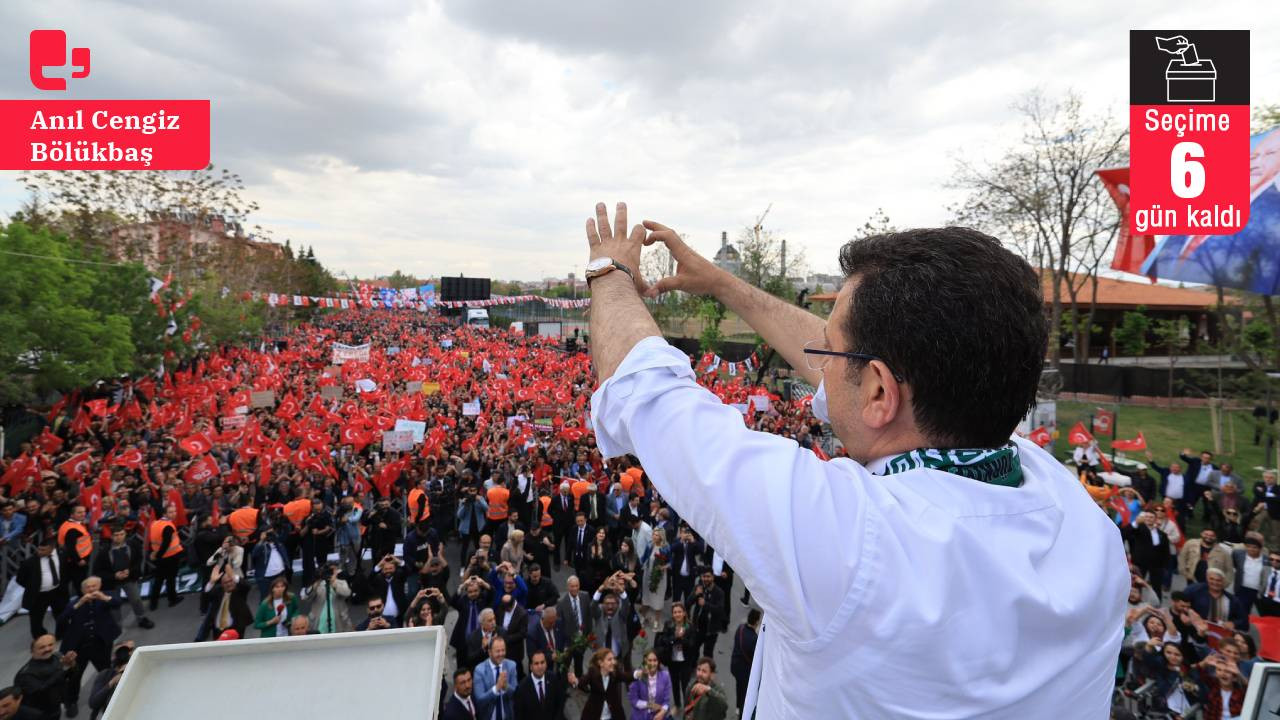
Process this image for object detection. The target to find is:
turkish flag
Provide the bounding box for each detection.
[70,407,91,435]
[812,444,830,461]
[180,432,214,455]
[1095,168,1156,280]
[270,439,293,463]
[1092,409,1116,436]
[167,488,188,526]
[34,429,63,455]
[184,454,221,484]
[340,424,370,451]
[85,398,110,417]
[1066,421,1095,446]
[1028,426,1053,448]
[81,474,107,526]
[112,448,145,469]
[1,454,40,493]
[300,430,329,450]
[1112,432,1147,452]
[58,450,94,482]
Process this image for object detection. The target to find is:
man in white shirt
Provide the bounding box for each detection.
[580,204,1128,718]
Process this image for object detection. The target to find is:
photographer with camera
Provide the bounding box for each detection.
[86,642,133,720]
[334,497,363,578]
[299,497,334,587]
[301,562,353,634]
[455,484,489,566]
[250,523,291,603]
[403,520,443,598]
[362,495,402,563]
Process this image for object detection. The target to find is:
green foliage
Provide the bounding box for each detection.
[1254,104,1280,133]
[0,223,140,404]
[384,270,420,289]
[697,298,726,353]
[1113,306,1152,357]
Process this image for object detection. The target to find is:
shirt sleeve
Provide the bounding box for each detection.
[590,336,877,644]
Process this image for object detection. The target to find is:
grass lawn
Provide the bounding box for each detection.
[1050,400,1277,478]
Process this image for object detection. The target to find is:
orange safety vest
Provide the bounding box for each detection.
[149,519,184,558]
[624,467,646,497]
[539,496,553,528]
[229,507,259,541]
[58,520,92,559]
[486,486,510,521]
[570,480,591,510]
[355,502,366,535]
[283,499,311,528]
[407,488,430,523]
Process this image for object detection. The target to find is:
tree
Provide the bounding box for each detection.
[735,206,806,297]
[1113,306,1152,357]
[950,90,1127,367]
[1254,103,1280,133]
[1152,317,1189,407]
[0,223,138,404]
[384,270,420,289]
[697,298,726,354]
[856,207,899,237]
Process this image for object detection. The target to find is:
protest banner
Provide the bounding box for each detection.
[405,381,423,394]
[462,401,481,417]
[320,385,343,400]
[322,365,342,377]
[331,342,371,365]
[381,430,414,452]
[221,415,246,429]
[421,382,440,396]
[394,419,426,443]
[250,390,276,408]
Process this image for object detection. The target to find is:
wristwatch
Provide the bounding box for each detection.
[585,257,634,284]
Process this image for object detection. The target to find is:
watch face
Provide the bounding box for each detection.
[586,257,612,273]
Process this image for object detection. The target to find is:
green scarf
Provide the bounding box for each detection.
[876,443,1023,487]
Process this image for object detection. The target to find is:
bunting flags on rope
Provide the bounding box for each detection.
[238,288,591,311]
[696,350,762,377]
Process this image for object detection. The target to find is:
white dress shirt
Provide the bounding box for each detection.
[265,545,285,578]
[591,336,1129,719]
[1243,554,1265,590]
[1165,473,1185,500]
[39,553,60,593]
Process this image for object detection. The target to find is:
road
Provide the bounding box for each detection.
[0,540,759,718]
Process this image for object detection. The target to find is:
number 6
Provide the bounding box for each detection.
[1171,142,1205,199]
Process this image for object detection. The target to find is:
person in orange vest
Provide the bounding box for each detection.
[570,477,591,510]
[538,493,554,530]
[486,481,510,525]
[283,491,312,531]
[228,504,260,545]
[58,505,93,594]
[407,481,431,525]
[148,502,185,610]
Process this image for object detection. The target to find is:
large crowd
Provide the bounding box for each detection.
[1079,440,1280,718]
[2,306,1272,720]
[0,310,814,720]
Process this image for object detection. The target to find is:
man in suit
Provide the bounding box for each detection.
[1180,448,1216,516]
[1126,511,1170,599]
[195,566,253,642]
[554,576,596,676]
[592,580,633,674]
[669,526,704,606]
[527,607,568,664]
[1186,568,1249,631]
[730,609,761,713]
[441,668,480,720]
[366,555,409,625]
[567,513,593,579]
[525,564,560,612]
[549,484,575,571]
[250,526,291,603]
[514,650,567,720]
[472,636,518,720]
[467,609,508,670]
[15,535,69,640]
[691,568,726,659]
[355,596,401,631]
[451,576,495,665]
[1178,528,1234,587]
[58,577,121,717]
[1232,532,1270,615]
[1256,550,1280,616]
[494,578,528,677]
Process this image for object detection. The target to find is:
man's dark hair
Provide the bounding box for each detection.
[453,668,471,681]
[838,228,1046,447]
[697,657,716,672]
[1170,590,1189,603]
[529,650,547,664]
[528,563,541,575]
[747,608,762,626]
[0,686,19,701]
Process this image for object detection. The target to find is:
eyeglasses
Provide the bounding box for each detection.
[803,340,904,383]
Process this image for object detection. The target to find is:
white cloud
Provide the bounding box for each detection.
[1,0,1277,280]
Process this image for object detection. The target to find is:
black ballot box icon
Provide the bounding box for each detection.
[1166,58,1216,103]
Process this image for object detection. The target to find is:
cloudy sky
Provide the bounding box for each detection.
[1,1,1277,282]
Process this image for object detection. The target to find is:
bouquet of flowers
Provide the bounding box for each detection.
[648,552,667,594]
[554,632,596,674]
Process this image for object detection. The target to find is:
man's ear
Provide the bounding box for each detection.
[858,362,902,430]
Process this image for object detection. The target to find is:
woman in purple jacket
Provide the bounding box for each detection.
[629,650,674,720]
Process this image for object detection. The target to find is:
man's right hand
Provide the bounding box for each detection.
[641,221,729,298]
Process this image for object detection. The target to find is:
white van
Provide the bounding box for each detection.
[465,308,490,328]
